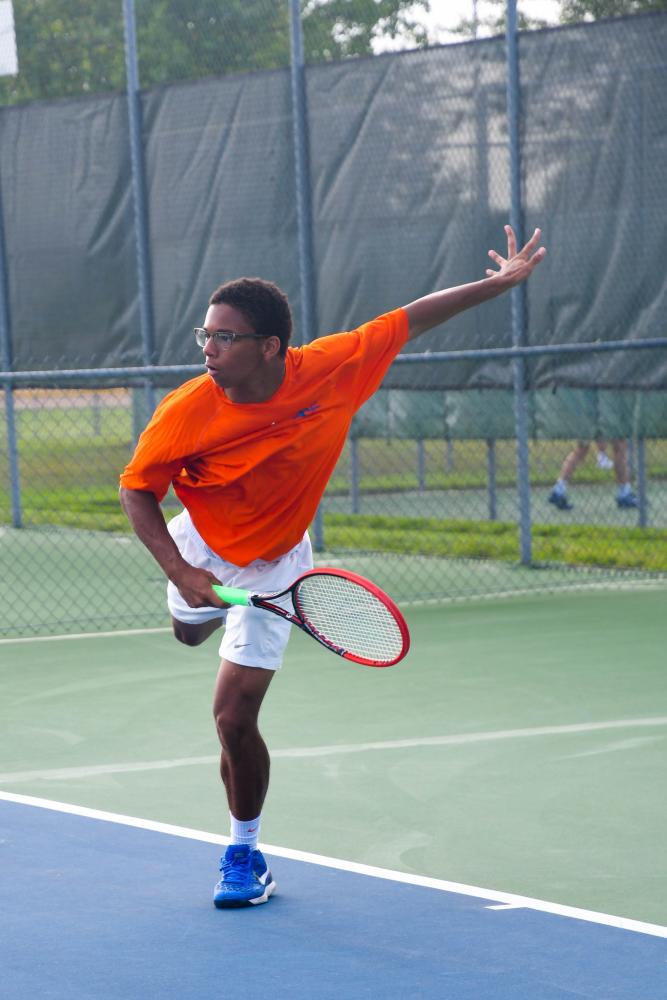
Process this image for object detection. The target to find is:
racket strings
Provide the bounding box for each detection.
[294,575,405,664]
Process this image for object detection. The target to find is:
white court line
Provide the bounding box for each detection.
[0,627,172,645]
[0,717,665,785]
[1,789,665,940]
[405,578,667,608]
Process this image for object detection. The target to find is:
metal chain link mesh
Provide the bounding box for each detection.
[1,3,666,637]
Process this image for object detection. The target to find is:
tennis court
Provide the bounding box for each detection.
[2,585,666,997]
[2,3,666,995]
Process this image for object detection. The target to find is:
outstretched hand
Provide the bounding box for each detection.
[486,225,546,286]
[403,224,547,340]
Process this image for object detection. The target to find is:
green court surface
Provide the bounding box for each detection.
[1,588,665,927]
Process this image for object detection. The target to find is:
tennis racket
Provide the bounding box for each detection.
[212,568,410,667]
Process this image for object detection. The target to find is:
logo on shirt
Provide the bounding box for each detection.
[294,403,321,419]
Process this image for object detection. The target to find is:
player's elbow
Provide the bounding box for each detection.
[118,486,139,521]
[119,486,154,515]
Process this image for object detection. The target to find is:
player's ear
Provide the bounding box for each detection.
[262,335,282,360]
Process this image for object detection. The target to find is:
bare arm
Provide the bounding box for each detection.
[404,226,546,341]
[119,487,227,609]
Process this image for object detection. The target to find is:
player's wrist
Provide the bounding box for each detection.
[163,552,193,586]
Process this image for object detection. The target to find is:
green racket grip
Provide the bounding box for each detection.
[211,584,253,607]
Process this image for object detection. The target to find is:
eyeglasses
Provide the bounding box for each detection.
[194,328,266,350]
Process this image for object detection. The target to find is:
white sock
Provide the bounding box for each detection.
[230,813,260,849]
[618,482,632,498]
[554,479,567,494]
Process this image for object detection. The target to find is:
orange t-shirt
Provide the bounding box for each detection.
[120,308,409,565]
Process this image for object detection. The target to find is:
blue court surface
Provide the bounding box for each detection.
[2,795,665,1000]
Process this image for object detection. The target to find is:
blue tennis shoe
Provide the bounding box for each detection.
[616,491,639,509]
[213,844,276,908]
[548,488,573,510]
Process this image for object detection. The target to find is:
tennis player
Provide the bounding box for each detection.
[119,225,545,907]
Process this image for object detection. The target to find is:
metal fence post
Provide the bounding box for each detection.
[636,437,648,528]
[122,0,156,418]
[0,174,21,528]
[506,0,532,564]
[288,0,323,550]
[350,438,361,514]
[417,440,426,492]
[486,439,497,520]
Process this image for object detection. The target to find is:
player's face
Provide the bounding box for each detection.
[199,302,270,389]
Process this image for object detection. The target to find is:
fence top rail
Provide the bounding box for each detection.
[394,338,667,364]
[0,364,204,383]
[1,337,667,383]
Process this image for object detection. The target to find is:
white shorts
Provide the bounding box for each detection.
[167,510,313,671]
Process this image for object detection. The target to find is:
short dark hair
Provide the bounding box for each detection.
[209,278,292,357]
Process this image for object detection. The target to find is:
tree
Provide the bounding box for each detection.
[448,0,667,39]
[0,0,430,106]
[559,0,667,20]
[0,0,124,104]
[302,0,430,61]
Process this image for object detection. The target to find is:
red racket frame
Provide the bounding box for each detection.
[252,568,410,667]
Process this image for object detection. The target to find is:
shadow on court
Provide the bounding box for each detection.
[1,799,666,1000]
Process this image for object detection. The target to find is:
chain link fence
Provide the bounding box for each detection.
[2,357,666,638]
[1,3,666,637]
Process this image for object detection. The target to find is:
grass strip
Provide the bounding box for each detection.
[2,496,666,572]
[322,513,667,572]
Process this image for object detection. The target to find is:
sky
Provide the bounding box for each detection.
[0,1,18,76]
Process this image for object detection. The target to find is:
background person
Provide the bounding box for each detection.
[548,438,638,510]
[595,439,614,469]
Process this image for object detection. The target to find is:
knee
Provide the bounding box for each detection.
[173,622,205,647]
[214,690,260,752]
[212,662,270,753]
[213,705,250,753]
[172,618,220,647]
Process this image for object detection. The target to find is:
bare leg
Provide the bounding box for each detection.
[172,616,222,647]
[212,659,274,820]
[560,441,591,483]
[611,438,629,486]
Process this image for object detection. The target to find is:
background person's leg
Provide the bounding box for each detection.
[549,441,590,510]
[612,439,639,508]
